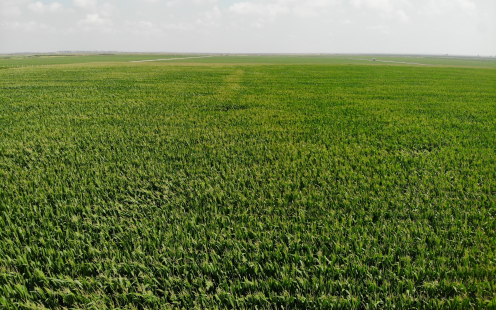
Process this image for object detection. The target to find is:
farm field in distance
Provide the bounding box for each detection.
[1,53,496,68]
[0,56,495,309]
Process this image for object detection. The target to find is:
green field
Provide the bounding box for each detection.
[1,53,496,68]
[0,54,191,67]
[0,58,495,309]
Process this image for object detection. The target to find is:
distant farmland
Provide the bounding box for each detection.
[0,57,495,309]
[1,53,496,68]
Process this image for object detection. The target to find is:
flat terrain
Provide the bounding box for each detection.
[0,57,495,309]
[1,53,496,68]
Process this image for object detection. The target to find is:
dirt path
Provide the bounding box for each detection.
[129,56,215,63]
[346,58,433,66]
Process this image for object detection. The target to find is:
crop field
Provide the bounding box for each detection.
[0,59,495,309]
[2,53,496,68]
[174,55,496,68]
[0,54,193,67]
[332,55,496,68]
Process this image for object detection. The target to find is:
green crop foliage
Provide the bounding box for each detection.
[0,61,495,309]
[1,53,495,68]
[0,54,190,66]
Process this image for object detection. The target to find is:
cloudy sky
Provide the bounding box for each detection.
[0,0,494,55]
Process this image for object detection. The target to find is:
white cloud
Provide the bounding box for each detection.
[456,0,476,11]
[73,0,98,10]
[196,5,221,27]
[72,0,116,31]
[0,0,493,55]
[350,0,411,23]
[28,2,64,14]
[0,0,27,17]
[165,0,180,7]
[0,5,21,16]
[78,13,108,26]
[0,20,50,32]
[77,13,113,32]
[99,2,116,17]
[125,20,163,35]
[164,0,217,7]
[162,22,195,30]
[395,9,409,23]
[419,0,477,15]
[350,0,393,12]
[229,0,341,18]
[193,0,218,4]
[229,2,290,17]
[291,0,342,17]
[367,24,391,34]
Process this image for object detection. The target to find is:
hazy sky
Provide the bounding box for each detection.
[0,0,494,54]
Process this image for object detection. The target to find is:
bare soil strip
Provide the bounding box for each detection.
[129,56,214,63]
[346,58,433,65]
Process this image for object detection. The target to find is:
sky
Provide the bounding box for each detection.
[0,0,494,55]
